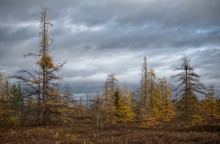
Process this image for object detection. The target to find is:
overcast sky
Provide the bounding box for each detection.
[0,0,220,97]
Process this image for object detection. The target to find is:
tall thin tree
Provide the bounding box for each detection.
[172,55,205,121]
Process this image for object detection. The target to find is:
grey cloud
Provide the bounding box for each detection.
[0,0,220,96]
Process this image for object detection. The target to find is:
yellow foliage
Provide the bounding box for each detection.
[31,78,42,84]
[7,116,20,126]
[191,114,204,125]
[49,89,61,97]
[202,88,220,121]
[141,115,160,127]
[38,55,53,68]
[117,104,135,122]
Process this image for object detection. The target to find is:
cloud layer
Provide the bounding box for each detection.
[0,0,220,96]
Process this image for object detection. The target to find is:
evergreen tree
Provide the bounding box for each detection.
[114,90,120,111]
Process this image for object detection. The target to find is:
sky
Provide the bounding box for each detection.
[0,0,220,98]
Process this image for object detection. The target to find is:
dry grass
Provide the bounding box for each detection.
[0,120,219,144]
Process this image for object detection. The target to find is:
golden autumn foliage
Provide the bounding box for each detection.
[202,86,220,122]
[0,73,15,125]
[0,7,219,142]
[139,58,175,127]
[115,86,136,122]
[158,79,176,122]
[38,55,53,68]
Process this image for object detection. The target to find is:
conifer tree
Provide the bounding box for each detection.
[148,69,161,116]
[33,7,65,125]
[158,78,175,122]
[91,92,104,126]
[103,73,118,120]
[139,57,175,126]
[139,57,150,117]
[172,55,205,122]
[202,86,220,122]
[118,84,136,122]
[13,7,64,126]
[0,73,12,124]
[141,69,164,126]
[61,83,75,124]
[11,83,24,124]
[75,98,86,119]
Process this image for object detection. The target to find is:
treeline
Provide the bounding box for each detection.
[0,8,220,127]
[1,55,220,127]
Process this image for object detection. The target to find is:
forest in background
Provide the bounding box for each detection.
[0,7,220,144]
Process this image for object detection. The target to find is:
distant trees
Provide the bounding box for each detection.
[89,73,136,125]
[0,72,13,125]
[0,72,25,126]
[11,83,24,124]
[91,93,103,126]
[172,55,205,122]
[1,52,220,127]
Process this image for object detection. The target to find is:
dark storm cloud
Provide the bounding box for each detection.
[0,0,220,96]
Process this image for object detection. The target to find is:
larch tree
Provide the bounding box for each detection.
[139,57,150,118]
[0,72,11,124]
[61,83,75,124]
[0,73,18,126]
[139,57,175,126]
[13,70,42,125]
[148,69,162,117]
[141,69,163,126]
[32,7,65,125]
[172,55,205,122]
[11,83,24,125]
[103,73,118,120]
[117,83,136,122]
[75,98,87,119]
[158,78,175,122]
[91,91,104,127]
[202,86,220,122]
[13,7,64,126]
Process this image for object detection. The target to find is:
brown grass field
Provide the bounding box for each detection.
[0,120,220,144]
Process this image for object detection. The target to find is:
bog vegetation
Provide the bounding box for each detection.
[0,7,220,144]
